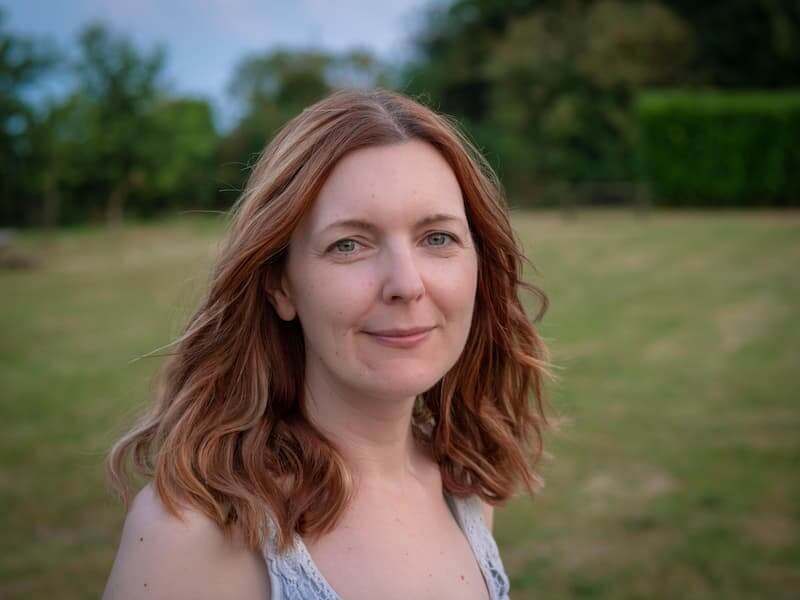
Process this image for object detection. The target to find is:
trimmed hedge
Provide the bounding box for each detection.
[635,91,800,206]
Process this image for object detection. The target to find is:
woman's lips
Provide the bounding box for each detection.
[365,328,433,348]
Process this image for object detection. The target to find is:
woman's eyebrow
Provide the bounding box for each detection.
[320,213,466,235]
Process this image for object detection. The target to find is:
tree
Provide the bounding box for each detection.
[484,0,695,190]
[0,8,59,226]
[401,0,543,120]
[662,0,800,88]
[140,97,218,215]
[69,23,168,224]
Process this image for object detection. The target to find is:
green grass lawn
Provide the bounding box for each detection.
[1,209,798,599]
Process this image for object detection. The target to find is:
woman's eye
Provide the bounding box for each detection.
[331,239,361,255]
[425,231,457,247]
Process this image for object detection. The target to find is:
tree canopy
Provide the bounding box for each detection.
[2,0,799,225]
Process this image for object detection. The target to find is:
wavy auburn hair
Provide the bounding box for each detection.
[107,87,559,554]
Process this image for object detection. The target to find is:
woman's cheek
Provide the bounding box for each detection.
[317,266,378,320]
[438,256,477,298]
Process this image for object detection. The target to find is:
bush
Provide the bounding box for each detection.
[635,91,800,206]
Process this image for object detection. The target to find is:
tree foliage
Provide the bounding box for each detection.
[0,8,58,225]
[1,21,220,226]
[484,0,694,187]
[661,0,800,88]
[2,0,798,226]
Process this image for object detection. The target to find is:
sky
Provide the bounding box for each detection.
[2,0,437,129]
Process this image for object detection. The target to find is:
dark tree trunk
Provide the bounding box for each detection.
[42,171,62,228]
[106,176,131,226]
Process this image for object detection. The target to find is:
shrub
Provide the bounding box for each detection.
[635,91,800,206]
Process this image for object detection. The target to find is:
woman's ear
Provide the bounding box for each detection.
[266,273,297,322]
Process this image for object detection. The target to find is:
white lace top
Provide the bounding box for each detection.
[261,493,511,599]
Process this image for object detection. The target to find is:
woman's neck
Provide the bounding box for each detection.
[302,383,433,494]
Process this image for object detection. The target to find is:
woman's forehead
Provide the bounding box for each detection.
[303,141,466,235]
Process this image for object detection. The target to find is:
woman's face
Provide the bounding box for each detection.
[269,139,479,402]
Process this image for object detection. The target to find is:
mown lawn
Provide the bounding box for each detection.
[1,210,798,599]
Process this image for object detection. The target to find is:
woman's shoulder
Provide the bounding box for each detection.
[102,484,270,600]
[125,484,222,542]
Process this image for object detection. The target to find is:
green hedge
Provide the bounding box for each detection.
[635,91,800,206]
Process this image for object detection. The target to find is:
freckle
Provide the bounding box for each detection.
[139,537,143,542]
[460,575,465,581]
[144,582,148,587]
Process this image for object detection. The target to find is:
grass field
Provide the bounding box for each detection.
[1,209,798,599]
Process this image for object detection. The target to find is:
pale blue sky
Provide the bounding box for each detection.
[2,0,437,128]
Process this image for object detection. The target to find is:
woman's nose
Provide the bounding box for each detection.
[380,244,425,303]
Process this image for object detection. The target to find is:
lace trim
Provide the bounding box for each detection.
[262,494,511,600]
[262,524,341,600]
[452,495,511,600]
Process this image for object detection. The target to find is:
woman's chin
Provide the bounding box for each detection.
[360,374,440,399]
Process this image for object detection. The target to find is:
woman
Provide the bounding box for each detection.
[102,88,557,599]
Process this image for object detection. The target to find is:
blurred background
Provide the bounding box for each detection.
[1,0,798,598]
